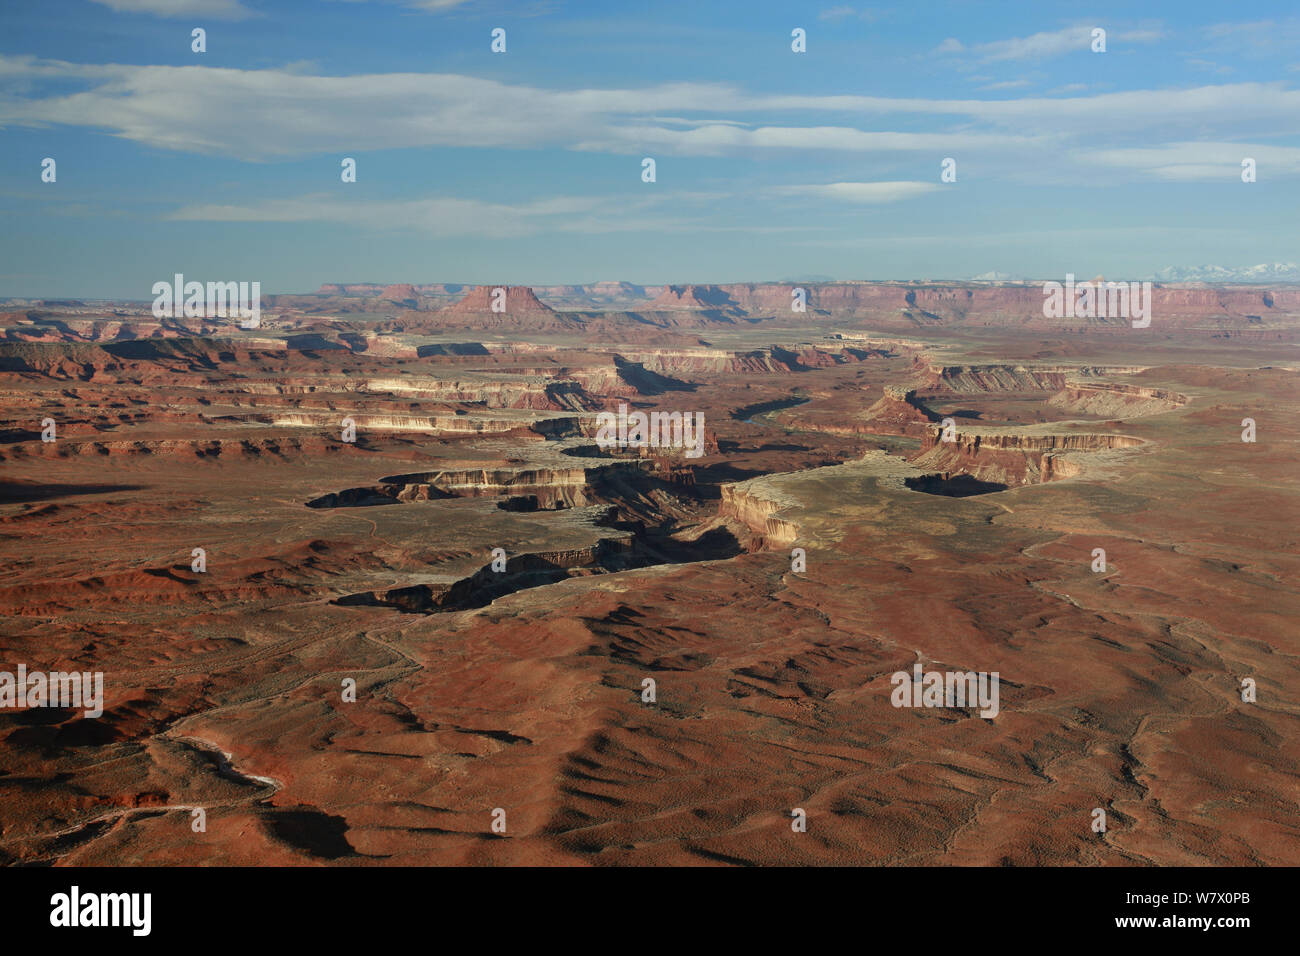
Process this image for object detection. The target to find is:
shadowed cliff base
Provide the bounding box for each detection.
[904,473,1009,496]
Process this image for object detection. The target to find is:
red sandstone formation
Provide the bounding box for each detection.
[444,285,556,316]
[646,284,739,311]
[378,283,419,304]
[400,286,582,332]
[908,425,1147,486]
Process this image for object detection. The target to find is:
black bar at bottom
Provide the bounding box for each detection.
[1,865,1277,944]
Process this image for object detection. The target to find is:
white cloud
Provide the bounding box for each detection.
[816,6,886,22]
[168,192,715,237]
[978,79,1032,91]
[1204,19,1300,56]
[769,181,942,203]
[1185,58,1233,75]
[89,0,256,20]
[941,25,1163,62]
[1081,142,1300,180]
[0,57,1043,159]
[576,124,1036,155]
[0,56,1297,182]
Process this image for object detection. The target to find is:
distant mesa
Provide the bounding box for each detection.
[255,278,1300,340]
[316,283,385,296]
[589,280,647,298]
[378,283,419,303]
[444,285,558,316]
[647,285,738,310]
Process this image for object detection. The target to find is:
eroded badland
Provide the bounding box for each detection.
[1,281,1297,865]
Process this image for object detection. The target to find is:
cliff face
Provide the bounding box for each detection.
[646,285,741,311]
[365,460,655,509]
[908,427,1145,486]
[358,376,602,411]
[718,483,798,547]
[1048,382,1187,417]
[617,346,870,376]
[921,430,1145,454]
[378,284,419,305]
[337,535,636,613]
[270,413,532,434]
[920,364,1152,393]
[861,386,934,436]
[402,466,601,504]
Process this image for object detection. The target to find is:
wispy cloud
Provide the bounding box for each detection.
[1081,142,1300,180]
[769,181,942,203]
[0,56,1040,159]
[818,6,856,21]
[978,79,1032,91]
[936,24,1163,62]
[818,6,882,22]
[409,0,474,10]
[88,0,257,20]
[168,192,718,237]
[1185,58,1233,75]
[1,56,1296,182]
[1204,19,1300,57]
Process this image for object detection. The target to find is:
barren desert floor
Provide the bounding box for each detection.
[2,296,1298,865]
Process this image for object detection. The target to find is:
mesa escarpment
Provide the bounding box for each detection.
[1048,381,1188,417]
[336,528,640,614]
[313,459,656,510]
[909,425,1147,487]
[617,345,885,376]
[920,363,1149,393]
[646,284,743,314]
[717,481,799,547]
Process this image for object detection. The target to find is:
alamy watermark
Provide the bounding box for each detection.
[50,886,150,936]
[152,273,261,328]
[1042,273,1151,328]
[594,403,705,458]
[0,665,103,718]
[890,663,999,719]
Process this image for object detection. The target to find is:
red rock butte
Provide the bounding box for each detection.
[444,285,557,316]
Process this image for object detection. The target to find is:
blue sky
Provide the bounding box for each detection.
[1,0,1298,297]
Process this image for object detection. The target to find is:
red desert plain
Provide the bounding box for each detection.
[1,279,1297,865]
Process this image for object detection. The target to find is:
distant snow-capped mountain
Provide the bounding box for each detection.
[970,270,1026,281]
[1155,263,1300,282]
